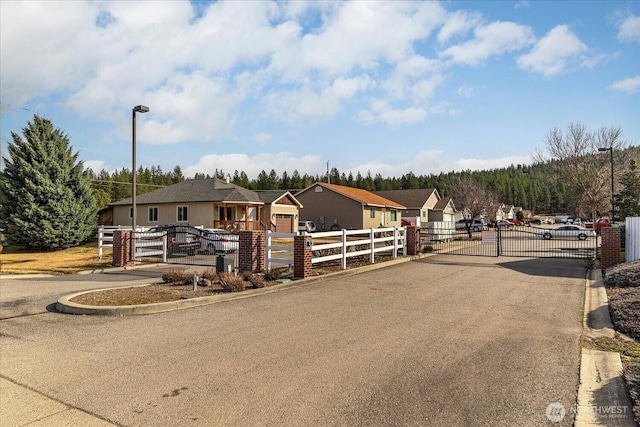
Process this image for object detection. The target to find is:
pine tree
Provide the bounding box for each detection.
[0,115,97,249]
[617,158,640,219]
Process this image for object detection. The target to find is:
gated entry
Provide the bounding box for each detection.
[420,225,597,259]
[131,228,239,269]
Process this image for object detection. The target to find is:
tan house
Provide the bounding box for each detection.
[110,178,281,231]
[256,190,304,233]
[373,189,454,224]
[295,182,406,231]
[430,197,457,222]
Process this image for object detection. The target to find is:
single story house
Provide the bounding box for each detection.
[295,182,406,231]
[256,190,304,233]
[110,178,301,231]
[373,188,447,225]
[429,197,457,223]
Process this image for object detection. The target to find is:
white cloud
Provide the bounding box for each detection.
[457,84,474,97]
[254,133,272,142]
[184,152,322,179]
[514,1,530,9]
[517,25,588,78]
[437,10,482,44]
[454,155,532,171]
[356,100,427,127]
[440,21,535,66]
[84,160,109,174]
[610,75,640,93]
[618,14,640,43]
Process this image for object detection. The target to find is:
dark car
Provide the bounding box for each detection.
[147,225,202,256]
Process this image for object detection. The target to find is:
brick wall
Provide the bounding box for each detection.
[405,226,420,255]
[601,227,621,269]
[238,231,265,273]
[112,229,132,267]
[294,235,312,279]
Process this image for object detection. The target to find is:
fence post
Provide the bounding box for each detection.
[393,227,398,258]
[266,230,273,271]
[293,234,312,279]
[405,226,420,255]
[98,226,104,260]
[601,227,621,269]
[112,229,132,267]
[239,230,265,273]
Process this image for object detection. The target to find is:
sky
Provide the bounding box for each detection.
[1,0,639,181]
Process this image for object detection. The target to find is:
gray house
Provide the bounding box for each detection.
[373,188,446,225]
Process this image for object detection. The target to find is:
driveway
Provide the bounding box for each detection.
[0,255,585,426]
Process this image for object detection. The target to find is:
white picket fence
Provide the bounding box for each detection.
[97,225,149,260]
[627,217,640,262]
[266,231,296,271]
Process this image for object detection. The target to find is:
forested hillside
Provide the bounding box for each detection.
[90,146,639,216]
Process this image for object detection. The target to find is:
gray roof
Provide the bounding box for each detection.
[110,178,264,206]
[255,190,289,204]
[372,189,438,209]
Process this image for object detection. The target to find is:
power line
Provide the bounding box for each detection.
[90,179,168,188]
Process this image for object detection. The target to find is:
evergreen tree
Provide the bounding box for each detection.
[0,115,97,249]
[617,158,640,218]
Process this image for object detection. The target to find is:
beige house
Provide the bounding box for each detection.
[110,178,300,231]
[256,190,304,233]
[373,189,456,224]
[295,182,406,231]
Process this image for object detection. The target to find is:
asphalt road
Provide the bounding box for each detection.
[0,255,586,426]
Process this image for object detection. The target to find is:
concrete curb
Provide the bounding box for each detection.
[575,268,636,426]
[56,253,431,316]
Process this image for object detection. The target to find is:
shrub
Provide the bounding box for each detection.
[162,268,190,284]
[200,268,217,281]
[603,261,640,288]
[218,272,245,292]
[241,270,253,281]
[264,268,283,281]
[248,274,267,288]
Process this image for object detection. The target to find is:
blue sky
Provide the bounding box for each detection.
[1,0,639,180]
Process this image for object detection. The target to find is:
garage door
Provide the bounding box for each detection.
[275,214,293,233]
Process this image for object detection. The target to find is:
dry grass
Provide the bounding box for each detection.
[0,241,112,275]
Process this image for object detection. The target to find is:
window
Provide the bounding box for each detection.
[422,210,426,217]
[390,210,397,221]
[129,207,133,219]
[148,207,158,222]
[177,206,188,222]
[370,207,376,218]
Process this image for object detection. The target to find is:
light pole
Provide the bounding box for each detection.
[598,146,615,221]
[132,105,149,262]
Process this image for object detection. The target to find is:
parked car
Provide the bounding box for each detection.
[539,225,596,241]
[584,218,611,231]
[200,228,238,254]
[401,219,415,227]
[455,219,488,232]
[505,218,524,226]
[299,220,316,233]
[495,220,515,229]
[147,225,202,255]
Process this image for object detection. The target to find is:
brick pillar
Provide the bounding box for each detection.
[406,226,420,255]
[601,227,621,269]
[239,230,265,273]
[294,235,313,279]
[112,229,133,267]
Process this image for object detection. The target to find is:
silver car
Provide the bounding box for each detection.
[539,225,596,241]
[200,229,238,254]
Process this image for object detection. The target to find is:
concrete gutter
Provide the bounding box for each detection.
[56,253,430,316]
[575,268,636,426]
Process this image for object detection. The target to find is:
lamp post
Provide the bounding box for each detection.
[598,146,615,221]
[132,105,149,262]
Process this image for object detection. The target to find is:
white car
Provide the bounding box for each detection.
[539,225,596,241]
[200,229,238,254]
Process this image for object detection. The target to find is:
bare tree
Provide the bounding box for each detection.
[452,178,500,237]
[534,122,627,222]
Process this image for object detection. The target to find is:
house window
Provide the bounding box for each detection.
[422,211,426,217]
[218,206,236,221]
[129,207,133,219]
[177,206,188,222]
[370,207,376,218]
[148,207,158,222]
[390,210,397,221]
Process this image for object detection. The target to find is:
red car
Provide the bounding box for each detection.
[505,219,524,226]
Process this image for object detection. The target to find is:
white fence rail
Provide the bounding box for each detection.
[97,225,149,260]
[266,231,297,271]
[310,227,406,270]
[627,217,640,262]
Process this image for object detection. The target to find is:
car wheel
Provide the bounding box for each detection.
[472,226,479,232]
[543,233,552,240]
[578,234,587,241]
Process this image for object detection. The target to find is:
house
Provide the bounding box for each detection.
[373,189,457,224]
[295,182,406,231]
[110,178,301,231]
[256,190,304,233]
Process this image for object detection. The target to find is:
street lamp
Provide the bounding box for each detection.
[598,146,615,221]
[132,105,149,262]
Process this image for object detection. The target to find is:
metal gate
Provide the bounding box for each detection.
[131,228,239,269]
[420,225,597,259]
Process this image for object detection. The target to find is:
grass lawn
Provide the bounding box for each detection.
[0,241,112,275]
